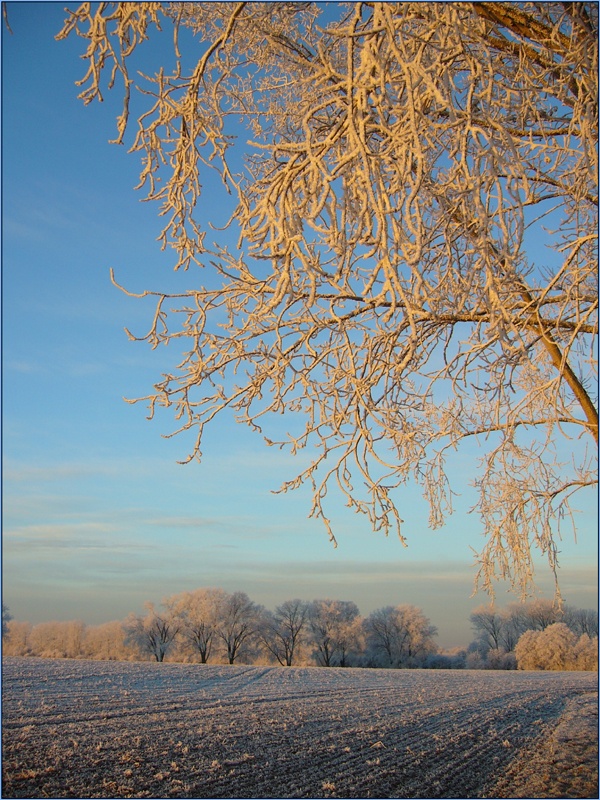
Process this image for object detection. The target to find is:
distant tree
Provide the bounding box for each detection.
[308,600,363,667]
[571,633,599,670]
[468,604,522,656]
[422,650,467,670]
[514,622,597,670]
[64,620,86,658]
[28,621,56,658]
[124,603,180,662]
[365,606,402,667]
[259,599,310,666]
[366,604,437,668]
[83,621,131,661]
[465,649,487,670]
[57,2,598,598]
[519,598,561,632]
[2,603,12,637]
[27,620,86,659]
[2,620,32,656]
[166,588,227,663]
[334,604,365,668]
[469,606,506,652]
[514,629,544,670]
[496,605,525,653]
[469,600,599,670]
[484,648,517,670]
[216,591,262,664]
[562,606,599,638]
[470,599,571,666]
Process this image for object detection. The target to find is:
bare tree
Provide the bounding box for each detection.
[58,4,598,596]
[496,607,523,654]
[470,606,505,652]
[259,598,310,666]
[562,605,599,638]
[366,604,437,667]
[166,588,227,663]
[519,598,561,631]
[124,603,180,662]
[308,599,363,667]
[216,591,261,664]
[366,606,402,667]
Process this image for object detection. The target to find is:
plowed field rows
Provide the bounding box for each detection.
[2,657,597,798]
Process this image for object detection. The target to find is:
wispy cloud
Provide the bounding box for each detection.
[4,521,126,553]
[4,462,115,483]
[66,361,108,377]
[144,515,220,529]
[5,356,109,379]
[3,217,49,243]
[4,360,43,374]
[2,455,170,487]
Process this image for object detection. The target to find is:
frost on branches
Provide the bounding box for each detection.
[514,622,599,670]
[57,3,598,596]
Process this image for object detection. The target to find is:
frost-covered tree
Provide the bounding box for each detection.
[308,599,363,667]
[571,633,599,670]
[82,620,131,661]
[334,604,365,668]
[166,587,227,663]
[124,603,180,662]
[2,620,32,657]
[216,591,262,664]
[259,598,310,666]
[514,628,544,669]
[469,599,597,667]
[58,3,598,596]
[514,621,597,670]
[26,620,86,659]
[366,604,437,667]
[64,619,86,658]
[484,648,517,670]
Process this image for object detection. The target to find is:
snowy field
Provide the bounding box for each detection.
[2,657,597,798]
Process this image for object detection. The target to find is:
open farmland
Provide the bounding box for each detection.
[2,657,597,799]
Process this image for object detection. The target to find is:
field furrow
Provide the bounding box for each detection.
[2,657,597,799]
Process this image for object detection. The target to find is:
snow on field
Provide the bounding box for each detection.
[2,657,597,798]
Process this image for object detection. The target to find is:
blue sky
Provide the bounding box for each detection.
[2,2,597,648]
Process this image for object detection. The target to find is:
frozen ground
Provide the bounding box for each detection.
[2,656,597,798]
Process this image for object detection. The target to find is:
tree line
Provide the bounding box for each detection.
[2,594,597,671]
[467,600,598,670]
